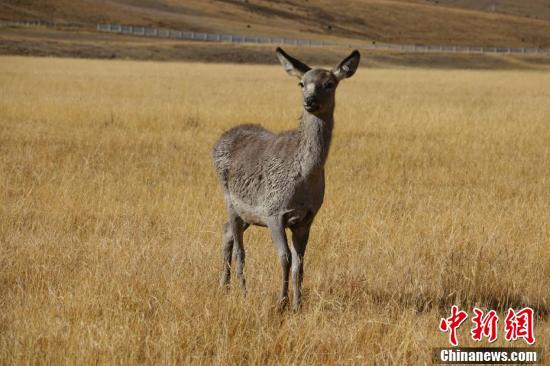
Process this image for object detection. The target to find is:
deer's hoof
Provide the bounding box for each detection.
[219,277,230,292]
[277,296,289,312]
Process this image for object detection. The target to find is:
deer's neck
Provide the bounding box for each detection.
[297,109,334,176]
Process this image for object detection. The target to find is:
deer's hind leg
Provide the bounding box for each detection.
[220,222,234,288]
[231,215,249,291]
[220,211,248,290]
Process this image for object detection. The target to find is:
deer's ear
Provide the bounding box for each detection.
[333,50,360,81]
[276,47,311,78]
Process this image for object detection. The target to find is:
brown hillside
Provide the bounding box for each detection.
[1,0,550,47]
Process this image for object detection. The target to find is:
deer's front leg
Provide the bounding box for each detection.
[290,223,310,311]
[267,216,291,311]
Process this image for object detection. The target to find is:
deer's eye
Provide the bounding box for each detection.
[298,81,304,88]
[324,81,335,89]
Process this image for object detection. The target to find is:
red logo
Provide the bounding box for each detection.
[471,307,498,343]
[504,307,536,345]
[439,306,535,346]
[439,305,469,346]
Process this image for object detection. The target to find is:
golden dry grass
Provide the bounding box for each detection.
[0,56,549,364]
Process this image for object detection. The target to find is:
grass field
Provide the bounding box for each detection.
[0,56,548,364]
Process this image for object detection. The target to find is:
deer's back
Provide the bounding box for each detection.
[213,124,277,189]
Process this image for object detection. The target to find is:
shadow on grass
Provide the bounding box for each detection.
[368,287,548,319]
[311,274,548,319]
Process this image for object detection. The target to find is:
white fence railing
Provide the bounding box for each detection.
[2,20,549,56]
[96,23,329,47]
[0,20,53,27]
[95,23,550,56]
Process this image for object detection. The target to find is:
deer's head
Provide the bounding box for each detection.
[276,47,360,115]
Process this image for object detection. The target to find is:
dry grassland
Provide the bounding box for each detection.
[0,56,549,364]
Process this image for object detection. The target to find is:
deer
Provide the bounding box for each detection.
[212,47,360,311]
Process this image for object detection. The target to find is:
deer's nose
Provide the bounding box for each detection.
[304,96,317,107]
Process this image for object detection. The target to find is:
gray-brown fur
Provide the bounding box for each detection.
[212,47,360,311]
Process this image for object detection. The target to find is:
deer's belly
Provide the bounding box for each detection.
[230,195,269,227]
[228,176,324,228]
[230,197,320,228]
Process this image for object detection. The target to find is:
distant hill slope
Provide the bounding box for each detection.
[1,0,550,47]
[423,0,550,21]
